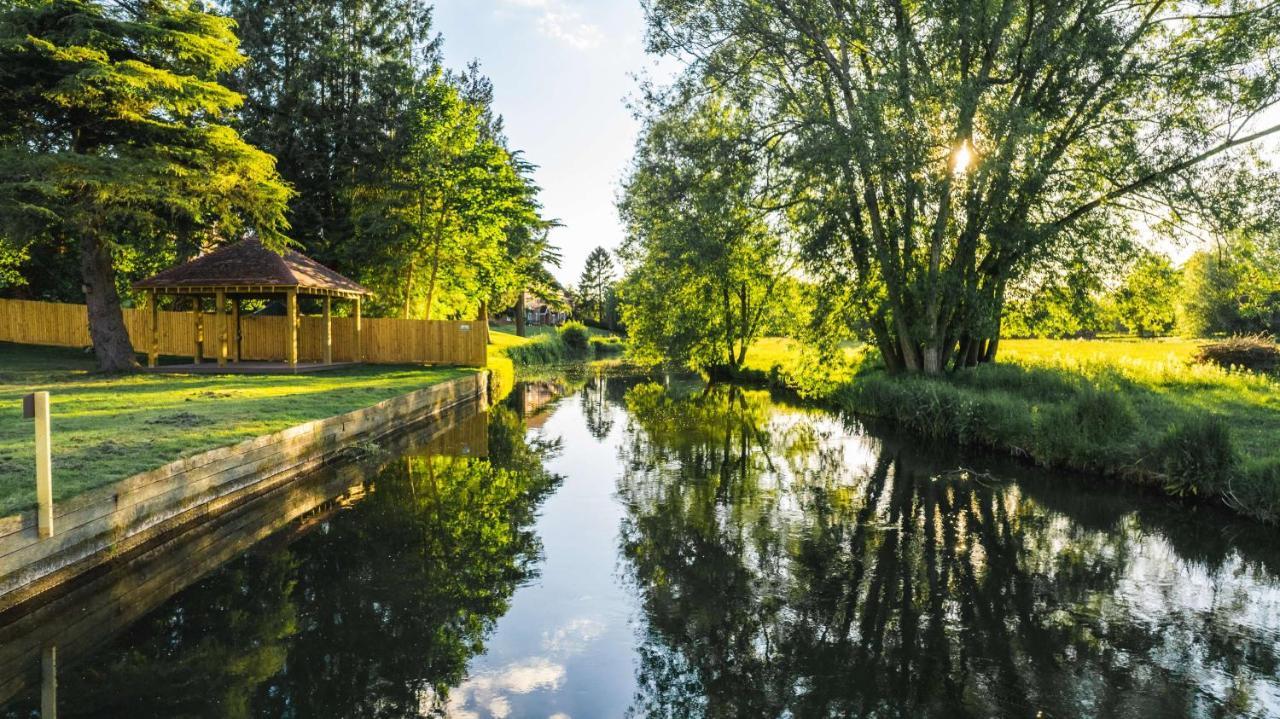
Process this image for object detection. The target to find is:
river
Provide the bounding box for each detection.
[1,372,1278,718]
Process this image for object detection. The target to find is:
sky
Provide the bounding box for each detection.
[432,0,663,288]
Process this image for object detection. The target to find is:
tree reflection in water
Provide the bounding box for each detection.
[617,382,1280,719]
[2,405,561,718]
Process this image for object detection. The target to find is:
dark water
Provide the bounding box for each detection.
[2,374,1279,718]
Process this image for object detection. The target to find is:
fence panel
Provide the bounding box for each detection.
[0,298,485,367]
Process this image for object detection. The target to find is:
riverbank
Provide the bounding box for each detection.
[746,337,1280,524]
[0,342,472,515]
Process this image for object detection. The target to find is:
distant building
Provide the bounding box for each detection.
[497,291,571,327]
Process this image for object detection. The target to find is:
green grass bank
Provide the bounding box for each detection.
[746,337,1280,524]
[0,343,471,516]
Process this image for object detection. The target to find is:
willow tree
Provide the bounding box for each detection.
[619,94,795,372]
[643,0,1280,373]
[0,0,292,371]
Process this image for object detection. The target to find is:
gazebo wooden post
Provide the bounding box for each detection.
[231,297,241,363]
[147,289,159,368]
[354,295,363,362]
[192,296,203,365]
[215,289,227,367]
[323,295,333,364]
[286,288,299,368]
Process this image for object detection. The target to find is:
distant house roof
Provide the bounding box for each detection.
[134,239,370,298]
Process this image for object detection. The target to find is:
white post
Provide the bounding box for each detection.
[34,391,53,539]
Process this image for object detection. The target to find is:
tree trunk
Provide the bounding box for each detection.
[515,291,527,337]
[402,259,416,319]
[423,231,443,321]
[79,233,138,372]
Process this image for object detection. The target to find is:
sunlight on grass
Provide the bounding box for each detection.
[0,343,472,516]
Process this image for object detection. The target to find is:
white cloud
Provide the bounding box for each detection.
[444,657,568,717]
[498,0,604,50]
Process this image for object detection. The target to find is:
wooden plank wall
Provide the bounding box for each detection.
[0,298,486,367]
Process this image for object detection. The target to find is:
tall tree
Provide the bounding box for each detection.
[353,72,538,319]
[0,0,292,370]
[619,94,794,372]
[576,246,616,325]
[229,0,438,275]
[642,0,1280,374]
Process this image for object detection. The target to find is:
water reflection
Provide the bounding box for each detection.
[0,401,561,718]
[616,383,1280,719]
[1,376,1278,718]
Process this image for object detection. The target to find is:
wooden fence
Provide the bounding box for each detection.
[0,298,487,367]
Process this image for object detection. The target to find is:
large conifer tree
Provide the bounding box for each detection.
[0,0,292,371]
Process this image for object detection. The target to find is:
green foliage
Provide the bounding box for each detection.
[618,93,794,372]
[502,333,570,366]
[642,0,1280,373]
[1112,253,1180,337]
[231,2,555,321]
[1157,415,1236,498]
[776,337,1280,522]
[0,0,293,368]
[0,342,470,515]
[576,246,616,326]
[353,72,540,319]
[1179,240,1280,337]
[558,321,591,354]
[590,335,625,358]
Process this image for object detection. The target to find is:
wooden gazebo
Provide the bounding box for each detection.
[133,239,371,370]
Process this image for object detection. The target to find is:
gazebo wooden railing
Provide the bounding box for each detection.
[133,239,372,369]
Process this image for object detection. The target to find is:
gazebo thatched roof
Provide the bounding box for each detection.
[134,239,370,299]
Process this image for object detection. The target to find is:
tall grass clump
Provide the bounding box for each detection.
[590,335,625,357]
[503,334,569,365]
[1032,386,1139,470]
[1156,415,1236,498]
[558,321,591,355]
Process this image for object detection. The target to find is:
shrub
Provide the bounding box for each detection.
[1195,334,1280,375]
[504,334,568,365]
[1157,415,1236,497]
[558,322,590,355]
[1032,386,1139,469]
[590,335,625,357]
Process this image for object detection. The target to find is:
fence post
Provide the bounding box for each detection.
[192,297,203,364]
[323,295,332,365]
[215,289,227,367]
[354,296,363,362]
[286,289,298,368]
[32,391,53,539]
[147,289,159,368]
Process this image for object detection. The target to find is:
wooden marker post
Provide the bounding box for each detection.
[42,645,56,719]
[24,391,53,538]
[323,296,332,365]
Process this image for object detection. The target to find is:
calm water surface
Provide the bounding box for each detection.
[2,373,1279,718]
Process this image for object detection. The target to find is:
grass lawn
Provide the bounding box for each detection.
[748,335,1280,523]
[0,342,472,516]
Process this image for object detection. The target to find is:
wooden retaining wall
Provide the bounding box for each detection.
[0,298,486,366]
[0,372,488,614]
[0,399,488,707]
